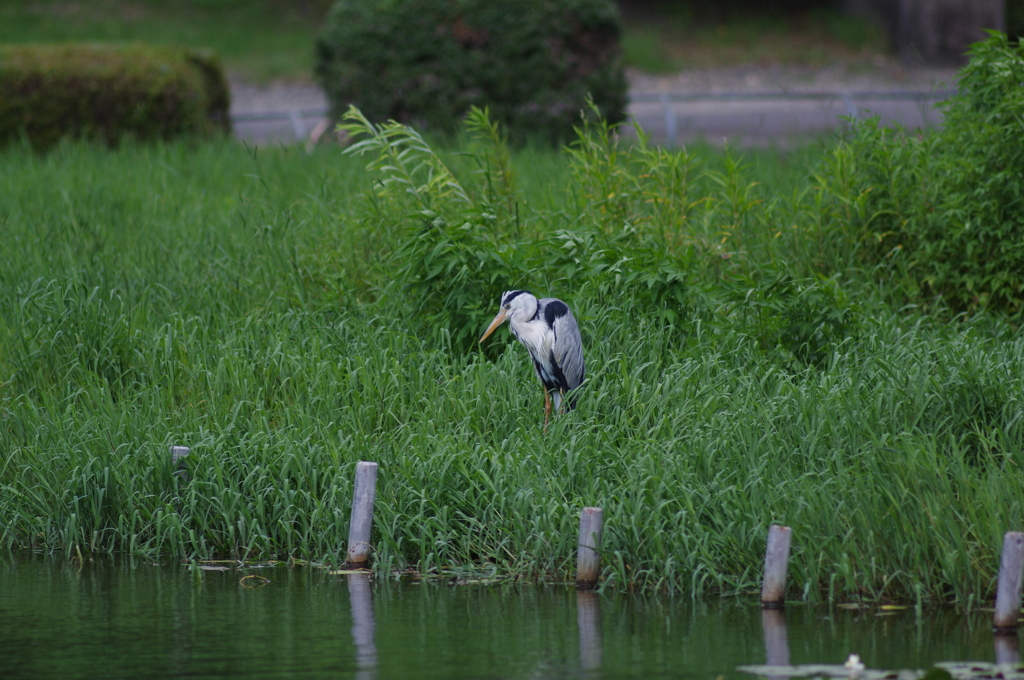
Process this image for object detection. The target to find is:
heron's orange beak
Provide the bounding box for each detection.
[479,309,508,343]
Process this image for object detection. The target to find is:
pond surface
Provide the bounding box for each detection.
[0,556,1018,680]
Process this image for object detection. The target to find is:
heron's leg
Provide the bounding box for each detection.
[543,390,552,431]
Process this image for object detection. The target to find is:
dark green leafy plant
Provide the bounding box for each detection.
[315,0,627,145]
[916,33,1024,317]
[6,110,1023,601]
[814,32,1024,320]
[341,103,859,363]
[464,107,519,217]
[339,106,529,351]
[725,269,858,367]
[551,109,711,323]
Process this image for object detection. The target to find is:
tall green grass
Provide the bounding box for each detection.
[0,127,1021,607]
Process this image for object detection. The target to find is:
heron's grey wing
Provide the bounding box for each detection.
[551,307,585,391]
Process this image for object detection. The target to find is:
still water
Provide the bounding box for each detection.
[0,556,1018,680]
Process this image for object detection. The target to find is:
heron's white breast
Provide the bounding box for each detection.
[511,313,557,369]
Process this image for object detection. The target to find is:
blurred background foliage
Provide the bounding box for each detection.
[0,43,231,150]
[315,0,628,144]
[5,0,1004,82]
[2,43,1023,583]
[1,0,1023,596]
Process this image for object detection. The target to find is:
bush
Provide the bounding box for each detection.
[814,32,1024,320]
[314,0,627,144]
[0,43,230,150]
[339,104,861,366]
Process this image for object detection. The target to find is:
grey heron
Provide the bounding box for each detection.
[479,290,585,427]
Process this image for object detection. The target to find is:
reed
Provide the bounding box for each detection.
[0,130,1021,605]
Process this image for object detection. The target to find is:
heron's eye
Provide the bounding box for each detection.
[504,304,511,310]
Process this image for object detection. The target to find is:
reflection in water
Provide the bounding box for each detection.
[577,591,602,673]
[994,634,1020,666]
[762,609,790,667]
[1,556,1020,680]
[348,573,377,680]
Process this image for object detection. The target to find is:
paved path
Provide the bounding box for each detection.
[229,65,959,147]
[625,90,950,146]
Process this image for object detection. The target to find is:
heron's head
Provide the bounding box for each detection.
[479,290,534,343]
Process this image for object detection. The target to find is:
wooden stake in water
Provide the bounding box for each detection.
[170,445,190,482]
[761,525,792,608]
[993,531,1024,632]
[576,507,603,589]
[347,461,379,567]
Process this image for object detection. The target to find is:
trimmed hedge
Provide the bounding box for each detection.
[0,43,230,149]
[314,0,627,144]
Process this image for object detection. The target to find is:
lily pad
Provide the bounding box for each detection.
[736,664,920,680]
[739,663,1024,680]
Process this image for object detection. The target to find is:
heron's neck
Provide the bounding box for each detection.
[513,296,538,322]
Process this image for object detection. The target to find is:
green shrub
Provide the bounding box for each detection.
[814,32,1024,320]
[340,103,860,366]
[315,0,627,144]
[0,43,230,150]
[922,32,1024,317]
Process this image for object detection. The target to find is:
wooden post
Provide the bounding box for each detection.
[761,525,792,608]
[993,531,1024,632]
[576,507,603,589]
[577,590,602,671]
[346,461,378,567]
[170,445,190,482]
